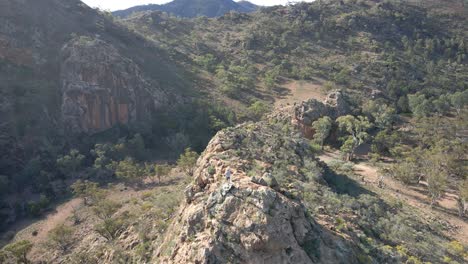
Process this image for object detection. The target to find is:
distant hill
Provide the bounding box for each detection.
[112,0,259,18]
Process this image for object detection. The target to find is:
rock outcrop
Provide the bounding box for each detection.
[60,37,166,134]
[293,90,350,138]
[155,118,360,263]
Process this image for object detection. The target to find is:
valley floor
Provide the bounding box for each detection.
[318,150,468,245]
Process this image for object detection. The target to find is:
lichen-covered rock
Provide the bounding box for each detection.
[155,119,360,264]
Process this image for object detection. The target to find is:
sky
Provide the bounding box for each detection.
[81,0,314,11]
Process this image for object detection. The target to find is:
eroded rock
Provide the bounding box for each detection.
[155,119,360,264]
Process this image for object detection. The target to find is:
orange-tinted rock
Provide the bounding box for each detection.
[60,37,166,134]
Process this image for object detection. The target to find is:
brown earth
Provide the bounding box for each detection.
[275,79,328,108]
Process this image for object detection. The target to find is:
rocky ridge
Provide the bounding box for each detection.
[154,96,358,263]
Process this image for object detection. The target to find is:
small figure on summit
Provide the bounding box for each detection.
[225,167,232,183]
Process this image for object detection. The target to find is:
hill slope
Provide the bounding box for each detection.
[5,94,461,263]
[113,0,259,18]
[0,1,467,263]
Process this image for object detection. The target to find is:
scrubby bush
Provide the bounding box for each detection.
[47,223,75,251]
[151,163,172,183]
[71,180,104,206]
[92,199,122,220]
[247,101,270,121]
[95,215,128,241]
[0,240,33,264]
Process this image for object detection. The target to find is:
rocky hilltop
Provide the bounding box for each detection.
[113,0,259,18]
[155,98,360,263]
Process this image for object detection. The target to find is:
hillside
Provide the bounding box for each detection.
[113,0,259,18]
[2,93,466,263]
[122,0,467,103]
[0,0,230,232]
[0,0,467,263]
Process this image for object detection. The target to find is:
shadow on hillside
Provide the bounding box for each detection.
[272,86,291,97]
[323,167,375,198]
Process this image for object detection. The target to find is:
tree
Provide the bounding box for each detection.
[248,101,270,121]
[165,132,190,156]
[408,94,432,118]
[363,101,396,129]
[425,154,448,207]
[427,169,447,207]
[389,160,419,185]
[153,163,172,183]
[312,116,333,149]
[91,143,113,169]
[397,96,410,113]
[0,240,33,264]
[56,149,85,176]
[450,90,468,116]
[92,199,122,220]
[432,94,451,116]
[48,223,75,252]
[114,157,147,183]
[177,148,199,175]
[126,134,147,161]
[70,180,103,206]
[457,180,468,217]
[336,115,372,161]
[194,53,217,72]
[263,66,280,89]
[371,130,398,155]
[340,137,355,161]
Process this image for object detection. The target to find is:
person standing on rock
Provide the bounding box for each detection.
[225,167,232,183]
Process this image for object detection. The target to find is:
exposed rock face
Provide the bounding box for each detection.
[155,120,360,263]
[293,90,349,138]
[60,37,166,134]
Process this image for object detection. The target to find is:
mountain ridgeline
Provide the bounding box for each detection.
[113,0,259,18]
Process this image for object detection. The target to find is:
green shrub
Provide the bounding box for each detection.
[95,215,128,241]
[0,240,33,264]
[177,148,199,175]
[48,223,75,251]
[92,199,122,220]
[446,240,466,258]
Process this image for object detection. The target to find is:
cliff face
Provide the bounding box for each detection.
[155,118,360,263]
[0,0,187,173]
[60,37,166,133]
